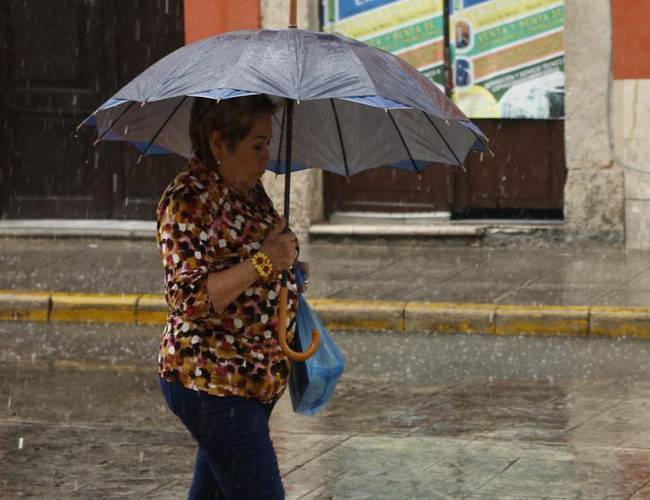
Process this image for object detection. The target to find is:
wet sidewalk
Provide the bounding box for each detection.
[1,236,650,305]
[3,321,650,499]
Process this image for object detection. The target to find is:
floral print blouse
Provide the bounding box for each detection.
[156,158,297,404]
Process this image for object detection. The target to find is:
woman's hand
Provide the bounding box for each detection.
[260,217,298,273]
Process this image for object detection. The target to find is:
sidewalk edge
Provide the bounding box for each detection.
[1,290,649,339]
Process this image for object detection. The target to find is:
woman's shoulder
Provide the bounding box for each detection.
[157,163,222,216]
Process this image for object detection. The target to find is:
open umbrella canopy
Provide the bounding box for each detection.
[83,28,487,176]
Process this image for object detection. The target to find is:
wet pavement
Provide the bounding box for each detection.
[1,237,650,308]
[3,321,650,499]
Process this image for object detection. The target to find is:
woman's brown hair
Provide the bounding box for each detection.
[189,95,278,166]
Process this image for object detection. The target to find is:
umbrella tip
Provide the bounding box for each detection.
[92,138,101,147]
[136,154,144,165]
[140,101,147,108]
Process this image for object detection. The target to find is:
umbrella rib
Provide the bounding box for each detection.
[137,96,188,164]
[422,112,462,166]
[386,110,420,176]
[92,101,136,146]
[329,99,350,178]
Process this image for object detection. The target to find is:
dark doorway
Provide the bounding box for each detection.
[453,119,566,217]
[323,118,566,217]
[0,0,185,220]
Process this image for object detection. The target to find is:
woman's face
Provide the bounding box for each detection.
[210,113,272,194]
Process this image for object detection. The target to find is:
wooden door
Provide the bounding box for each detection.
[1,0,112,218]
[454,119,566,217]
[0,0,185,220]
[324,164,454,214]
[323,119,566,218]
[108,0,186,220]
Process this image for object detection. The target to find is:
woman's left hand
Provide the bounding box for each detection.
[298,261,310,293]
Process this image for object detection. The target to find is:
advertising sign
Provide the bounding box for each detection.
[323,0,446,88]
[450,0,565,118]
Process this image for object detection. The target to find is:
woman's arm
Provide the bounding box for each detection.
[206,259,259,314]
[206,218,299,314]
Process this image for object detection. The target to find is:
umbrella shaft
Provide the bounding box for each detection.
[284,99,294,225]
[289,0,297,28]
[282,98,294,288]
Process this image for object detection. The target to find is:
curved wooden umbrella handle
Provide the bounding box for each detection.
[278,286,320,361]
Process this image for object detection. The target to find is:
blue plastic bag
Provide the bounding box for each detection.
[289,265,345,416]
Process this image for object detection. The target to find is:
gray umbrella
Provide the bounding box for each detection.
[81,26,488,360]
[82,28,487,175]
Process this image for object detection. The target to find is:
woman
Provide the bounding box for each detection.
[157,95,303,500]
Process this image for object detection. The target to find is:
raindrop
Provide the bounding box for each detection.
[7,397,11,409]
[18,437,24,449]
[139,451,144,463]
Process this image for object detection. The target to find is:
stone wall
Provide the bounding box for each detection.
[563,0,625,245]
[613,80,650,249]
[260,0,324,239]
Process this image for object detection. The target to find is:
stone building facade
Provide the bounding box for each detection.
[262,0,650,248]
[564,0,650,249]
[3,0,647,248]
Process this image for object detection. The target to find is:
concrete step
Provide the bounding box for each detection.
[309,218,564,245]
[0,219,156,239]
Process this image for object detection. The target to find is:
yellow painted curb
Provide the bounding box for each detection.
[404,302,496,334]
[50,292,139,324]
[136,294,167,325]
[2,289,650,339]
[310,299,406,332]
[590,306,650,339]
[496,304,590,336]
[0,290,50,322]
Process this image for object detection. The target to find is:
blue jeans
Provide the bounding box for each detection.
[160,378,285,500]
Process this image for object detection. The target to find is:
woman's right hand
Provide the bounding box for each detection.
[259,218,298,273]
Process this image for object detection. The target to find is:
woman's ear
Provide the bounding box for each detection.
[208,130,224,163]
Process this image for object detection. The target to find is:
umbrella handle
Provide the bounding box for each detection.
[278,286,320,361]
